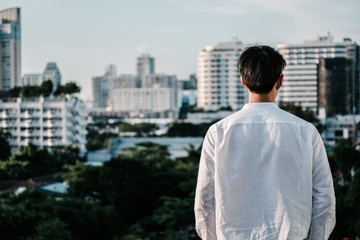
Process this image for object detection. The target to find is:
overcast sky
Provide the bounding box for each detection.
[1,0,360,100]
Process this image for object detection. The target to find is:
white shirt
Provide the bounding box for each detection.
[194,102,335,240]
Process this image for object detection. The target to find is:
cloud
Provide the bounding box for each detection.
[136,43,157,52]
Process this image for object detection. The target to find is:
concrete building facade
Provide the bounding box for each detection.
[0,7,21,90]
[0,96,87,152]
[22,62,62,93]
[197,41,247,111]
[277,34,359,114]
[136,54,155,88]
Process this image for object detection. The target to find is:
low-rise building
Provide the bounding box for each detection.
[0,96,87,153]
[323,114,360,148]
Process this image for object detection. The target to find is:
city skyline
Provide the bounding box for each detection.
[1,0,359,100]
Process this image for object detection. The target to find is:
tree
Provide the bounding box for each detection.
[20,85,42,98]
[53,82,81,96]
[0,128,11,161]
[52,145,83,169]
[24,218,73,240]
[86,128,118,151]
[9,86,21,97]
[0,158,31,180]
[0,189,122,240]
[167,122,211,137]
[53,85,64,96]
[63,82,81,95]
[328,141,360,239]
[64,142,201,239]
[10,142,56,177]
[40,79,54,97]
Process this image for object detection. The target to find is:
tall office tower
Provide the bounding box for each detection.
[318,58,352,115]
[136,54,155,87]
[276,34,357,113]
[0,7,21,89]
[92,76,109,108]
[197,41,246,111]
[344,39,360,114]
[43,62,61,90]
[92,65,116,108]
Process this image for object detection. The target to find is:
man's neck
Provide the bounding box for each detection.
[248,92,275,103]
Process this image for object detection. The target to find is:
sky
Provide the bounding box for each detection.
[1,0,360,100]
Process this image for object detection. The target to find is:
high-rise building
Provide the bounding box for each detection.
[92,76,109,108]
[318,58,353,115]
[136,54,155,87]
[197,41,246,111]
[43,62,61,90]
[0,7,21,90]
[92,65,115,108]
[277,34,360,114]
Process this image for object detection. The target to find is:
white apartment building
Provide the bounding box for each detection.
[112,74,177,113]
[277,34,348,112]
[0,8,21,89]
[197,41,247,111]
[0,96,87,153]
[113,88,176,112]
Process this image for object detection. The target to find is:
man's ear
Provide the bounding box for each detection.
[275,74,284,90]
[241,78,248,89]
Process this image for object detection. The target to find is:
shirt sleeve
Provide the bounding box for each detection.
[308,131,336,240]
[194,126,217,239]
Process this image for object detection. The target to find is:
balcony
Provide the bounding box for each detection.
[2,112,18,118]
[19,139,41,146]
[20,111,41,118]
[2,121,18,128]
[43,111,62,118]
[43,130,63,137]
[20,130,41,137]
[43,139,63,147]
[44,121,63,128]
[20,120,41,128]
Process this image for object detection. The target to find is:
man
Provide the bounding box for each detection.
[194,46,335,239]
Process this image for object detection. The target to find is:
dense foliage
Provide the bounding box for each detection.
[167,122,212,137]
[86,128,118,151]
[0,128,11,161]
[54,82,81,96]
[118,122,159,136]
[0,143,83,180]
[0,190,121,240]
[7,81,81,98]
[61,142,200,239]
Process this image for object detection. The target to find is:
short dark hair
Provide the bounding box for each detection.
[237,45,286,94]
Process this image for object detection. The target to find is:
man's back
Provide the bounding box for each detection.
[195,103,335,239]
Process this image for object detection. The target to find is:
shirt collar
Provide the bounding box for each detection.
[242,102,279,109]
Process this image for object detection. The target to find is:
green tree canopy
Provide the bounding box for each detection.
[21,85,42,98]
[0,128,11,161]
[40,79,54,97]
